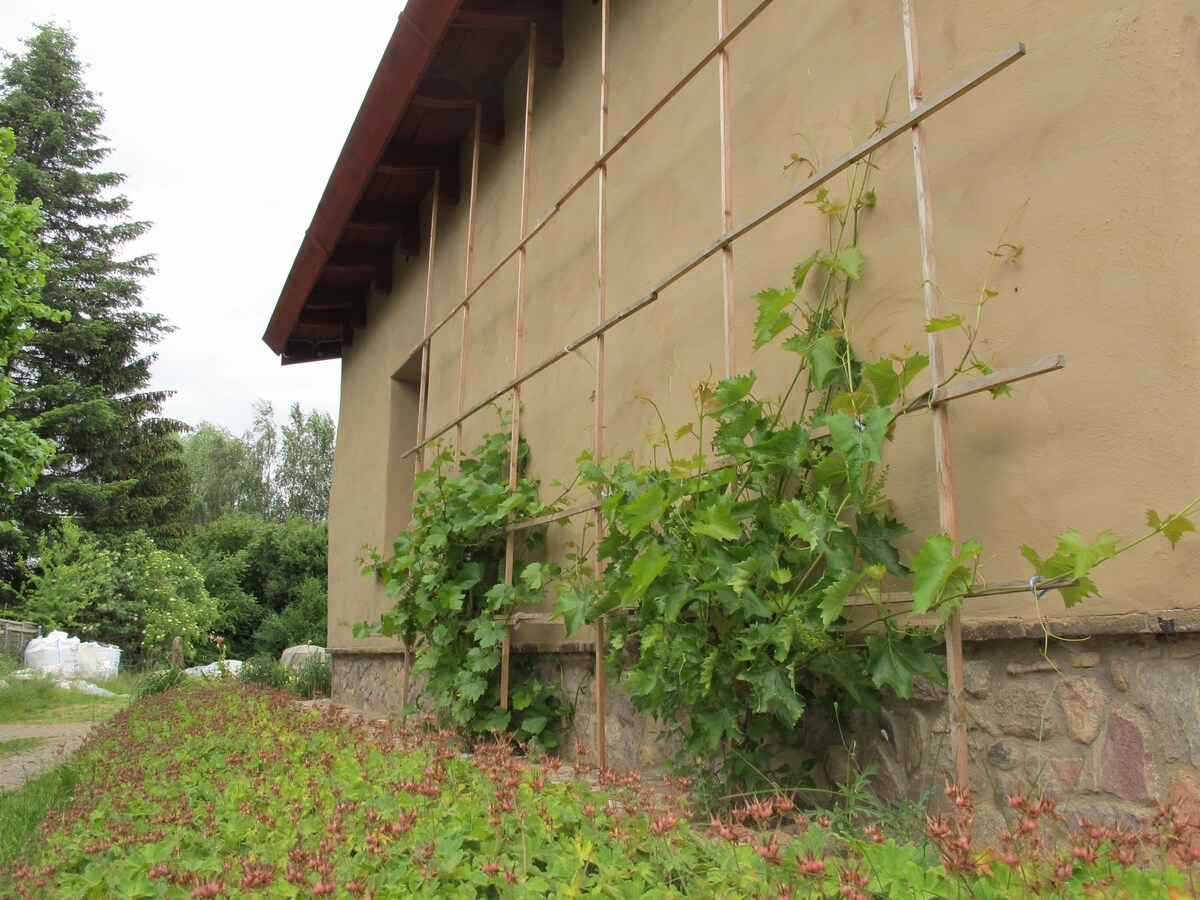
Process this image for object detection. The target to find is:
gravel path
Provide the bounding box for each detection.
[0,722,100,792]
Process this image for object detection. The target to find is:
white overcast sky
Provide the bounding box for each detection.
[0,2,407,434]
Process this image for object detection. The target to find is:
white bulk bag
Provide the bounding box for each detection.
[78,642,121,680]
[23,630,81,677]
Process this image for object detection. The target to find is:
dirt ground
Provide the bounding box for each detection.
[0,722,99,792]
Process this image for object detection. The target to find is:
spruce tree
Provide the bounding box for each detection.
[0,24,189,577]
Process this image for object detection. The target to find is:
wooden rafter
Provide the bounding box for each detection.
[345,204,422,259]
[454,0,564,68]
[412,79,505,145]
[374,146,461,204]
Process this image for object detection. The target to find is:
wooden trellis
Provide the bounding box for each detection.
[399,0,1062,791]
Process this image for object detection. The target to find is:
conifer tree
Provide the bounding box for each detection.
[0,24,189,575]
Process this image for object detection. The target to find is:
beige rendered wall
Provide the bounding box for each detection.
[328,0,1200,651]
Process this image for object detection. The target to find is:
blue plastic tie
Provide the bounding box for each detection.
[1028,575,1047,601]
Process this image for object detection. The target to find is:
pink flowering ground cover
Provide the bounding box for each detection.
[5,681,1199,898]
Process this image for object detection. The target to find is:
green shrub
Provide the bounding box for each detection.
[239,654,291,691]
[291,655,330,700]
[251,577,327,658]
[182,514,328,662]
[133,668,186,698]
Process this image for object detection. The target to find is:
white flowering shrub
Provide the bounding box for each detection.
[23,521,218,663]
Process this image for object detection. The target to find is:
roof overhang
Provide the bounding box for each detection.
[264,0,564,364]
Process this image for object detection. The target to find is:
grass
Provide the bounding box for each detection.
[0,764,79,869]
[0,655,134,725]
[0,737,45,759]
[0,676,129,725]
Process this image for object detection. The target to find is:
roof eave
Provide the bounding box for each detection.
[263,0,463,356]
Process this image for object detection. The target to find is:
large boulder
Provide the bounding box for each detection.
[280,644,328,672]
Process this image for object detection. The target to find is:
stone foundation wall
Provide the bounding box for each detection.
[330,651,410,713]
[835,632,1200,838]
[332,632,1200,829]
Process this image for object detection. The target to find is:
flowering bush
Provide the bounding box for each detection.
[22,521,217,663]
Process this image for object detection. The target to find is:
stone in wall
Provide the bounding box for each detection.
[1058,677,1106,744]
[990,683,1059,740]
[331,652,408,715]
[1097,710,1151,804]
[1111,659,1131,692]
[963,660,992,698]
[334,632,1200,829]
[1134,661,1200,765]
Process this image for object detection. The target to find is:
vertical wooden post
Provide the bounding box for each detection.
[457,104,483,466]
[415,172,441,476]
[902,0,970,794]
[717,0,736,378]
[592,0,612,770]
[501,25,538,712]
[404,169,441,709]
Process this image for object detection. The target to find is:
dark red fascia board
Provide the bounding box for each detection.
[263,0,462,356]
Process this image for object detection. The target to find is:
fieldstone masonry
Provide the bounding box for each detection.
[330,652,409,712]
[839,632,1200,834]
[331,631,1200,829]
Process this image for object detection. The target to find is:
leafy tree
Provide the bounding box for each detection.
[0,126,59,512]
[276,401,334,522]
[182,514,329,659]
[182,422,269,525]
[245,398,279,516]
[0,24,189,579]
[184,401,335,525]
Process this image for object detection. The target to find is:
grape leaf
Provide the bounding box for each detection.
[691,499,742,542]
[753,287,796,349]
[620,485,667,537]
[819,569,865,628]
[855,512,911,577]
[792,249,821,290]
[866,632,946,698]
[925,314,963,333]
[712,372,757,408]
[1147,509,1196,549]
[911,534,982,614]
[806,334,845,389]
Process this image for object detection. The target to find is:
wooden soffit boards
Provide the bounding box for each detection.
[265,0,565,365]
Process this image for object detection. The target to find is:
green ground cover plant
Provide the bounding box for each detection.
[6,681,1200,898]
